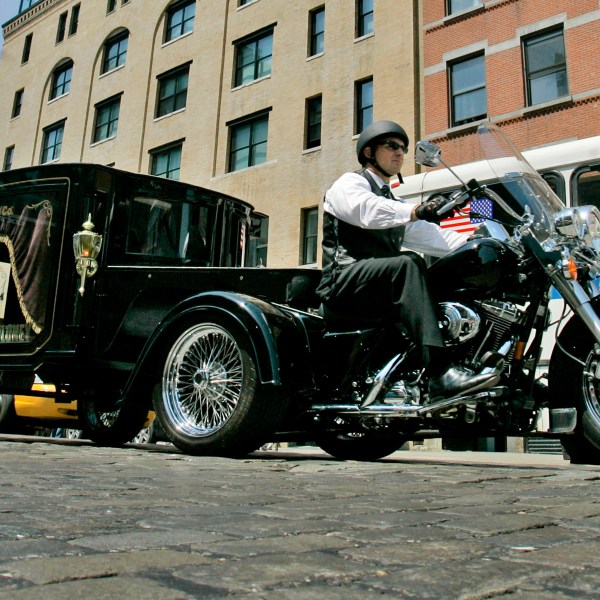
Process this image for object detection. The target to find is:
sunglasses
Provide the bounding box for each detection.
[381,140,408,153]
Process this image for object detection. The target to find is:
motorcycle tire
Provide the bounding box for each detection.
[152,317,287,457]
[317,432,407,461]
[78,397,149,447]
[548,319,600,465]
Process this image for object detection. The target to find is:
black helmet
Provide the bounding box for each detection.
[356,120,409,165]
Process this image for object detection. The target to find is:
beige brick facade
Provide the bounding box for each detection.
[0,0,421,267]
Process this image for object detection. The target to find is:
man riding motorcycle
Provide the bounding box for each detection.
[315,119,499,399]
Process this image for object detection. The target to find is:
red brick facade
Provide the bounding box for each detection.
[423,0,600,164]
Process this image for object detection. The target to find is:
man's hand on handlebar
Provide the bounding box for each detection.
[414,194,451,224]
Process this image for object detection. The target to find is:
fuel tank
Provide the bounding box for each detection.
[428,237,519,300]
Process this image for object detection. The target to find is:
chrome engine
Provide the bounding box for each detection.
[439,299,524,350]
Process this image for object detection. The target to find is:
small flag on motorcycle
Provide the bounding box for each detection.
[470,198,494,223]
[440,197,494,234]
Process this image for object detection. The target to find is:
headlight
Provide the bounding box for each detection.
[554,207,583,238]
[577,205,600,253]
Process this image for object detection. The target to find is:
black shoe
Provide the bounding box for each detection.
[428,366,499,400]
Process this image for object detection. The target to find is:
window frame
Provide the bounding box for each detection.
[93,95,122,143]
[12,89,24,119]
[150,141,184,180]
[21,33,33,64]
[102,31,129,74]
[156,64,190,118]
[308,6,325,57]
[305,95,322,150]
[69,4,80,36]
[41,120,65,164]
[3,146,15,172]
[233,27,274,87]
[300,206,319,265]
[355,77,373,134]
[165,0,196,43]
[447,0,483,15]
[449,52,487,127]
[56,11,67,44]
[228,111,270,173]
[49,60,73,101]
[356,0,373,38]
[523,27,568,107]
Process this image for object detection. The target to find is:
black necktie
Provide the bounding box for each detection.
[381,184,393,199]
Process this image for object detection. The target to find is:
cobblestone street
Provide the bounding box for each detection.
[1,435,599,599]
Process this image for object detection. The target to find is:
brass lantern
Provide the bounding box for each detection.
[73,215,102,296]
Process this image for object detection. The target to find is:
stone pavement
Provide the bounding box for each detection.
[0,434,599,599]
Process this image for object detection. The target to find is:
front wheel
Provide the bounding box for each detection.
[78,397,149,447]
[153,319,286,456]
[549,324,600,465]
[0,394,16,432]
[317,432,406,461]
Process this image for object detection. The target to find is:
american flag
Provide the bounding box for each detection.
[439,197,494,234]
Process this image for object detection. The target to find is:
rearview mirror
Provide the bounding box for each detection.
[415,141,442,168]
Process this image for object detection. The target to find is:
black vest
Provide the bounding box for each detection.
[316,169,406,301]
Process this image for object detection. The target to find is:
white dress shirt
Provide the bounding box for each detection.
[324,170,468,258]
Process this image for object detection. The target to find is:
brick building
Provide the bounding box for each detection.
[422,0,600,164]
[0,0,420,268]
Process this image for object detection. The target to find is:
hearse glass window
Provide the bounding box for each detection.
[0,182,66,342]
[123,193,216,265]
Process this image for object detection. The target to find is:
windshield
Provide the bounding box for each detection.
[477,122,565,242]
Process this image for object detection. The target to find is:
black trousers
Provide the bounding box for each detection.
[323,252,445,364]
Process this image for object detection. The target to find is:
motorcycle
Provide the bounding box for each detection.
[154,121,600,464]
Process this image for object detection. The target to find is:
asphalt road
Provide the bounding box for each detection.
[0,434,599,599]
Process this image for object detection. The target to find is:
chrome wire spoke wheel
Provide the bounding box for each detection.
[162,324,244,437]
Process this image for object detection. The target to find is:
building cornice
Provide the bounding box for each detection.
[3,0,65,40]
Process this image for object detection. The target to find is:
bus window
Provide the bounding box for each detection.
[573,165,600,210]
[541,171,565,203]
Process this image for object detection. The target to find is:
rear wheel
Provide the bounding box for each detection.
[317,431,406,461]
[153,319,286,456]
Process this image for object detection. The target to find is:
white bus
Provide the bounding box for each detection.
[393,135,600,234]
[393,135,600,365]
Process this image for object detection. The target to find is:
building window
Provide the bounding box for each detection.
[356,0,373,38]
[22,33,33,64]
[69,4,80,36]
[50,60,73,100]
[305,95,322,150]
[56,11,67,43]
[3,146,15,172]
[41,121,65,163]
[102,31,128,74]
[107,0,116,12]
[238,0,252,5]
[523,28,568,107]
[156,64,190,118]
[234,28,273,87]
[150,142,183,180]
[301,207,318,265]
[228,112,269,172]
[93,95,121,143]
[355,77,373,134]
[449,53,486,126]
[165,0,195,43]
[308,7,324,57]
[12,89,24,118]
[447,0,483,14]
